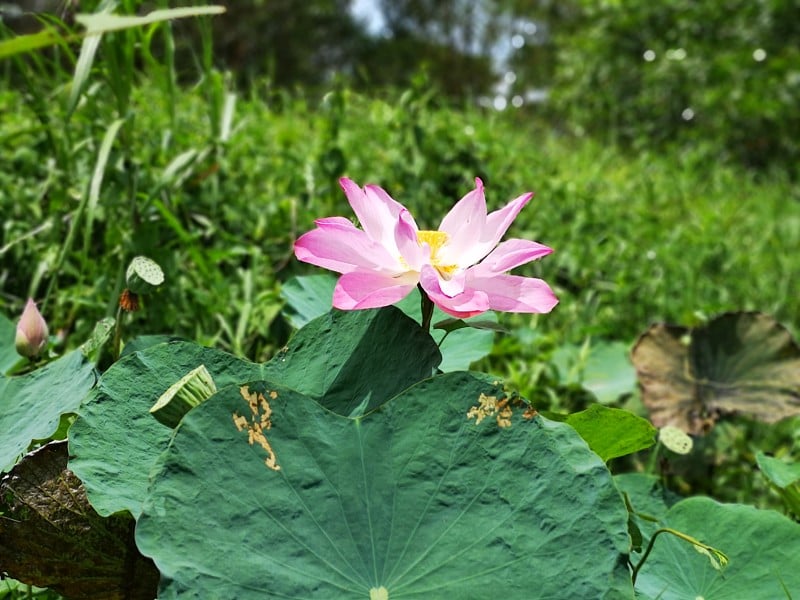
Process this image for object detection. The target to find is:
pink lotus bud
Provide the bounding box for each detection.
[15,298,49,359]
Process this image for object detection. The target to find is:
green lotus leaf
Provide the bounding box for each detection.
[261,306,440,415]
[631,312,800,434]
[553,340,637,404]
[136,373,633,598]
[280,273,338,329]
[756,452,800,517]
[281,274,495,372]
[69,341,262,518]
[634,497,800,599]
[69,308,441,518]
[0,312,21,375]
[756,452,800,488]
[0,351,95,472]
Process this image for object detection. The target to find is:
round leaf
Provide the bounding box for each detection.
[632,312,800,434]
[136,373,633,598]
[0,441,159,599]
[635,497,800,599]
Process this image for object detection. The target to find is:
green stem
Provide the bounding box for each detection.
[631,527,727,585]
[645,439,662,475]
[419,285,434,332]
[112,304,123,362]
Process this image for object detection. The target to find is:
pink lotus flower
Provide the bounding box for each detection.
[15,298,49,358]
[294,177,558,319]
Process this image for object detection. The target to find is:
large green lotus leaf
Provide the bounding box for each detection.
[281,274,494,372]
[136,373,633,599]
[69,341,263,518]
[70,309,441,518]
[632,312,800,434]
[634,497,800,599]
[0,311,21,375]
[262,306,441,415]
[0,351,95,472]
[559,404,657,462]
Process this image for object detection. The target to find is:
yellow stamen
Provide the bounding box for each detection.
[416,230,449,253]
[417,230,458,280]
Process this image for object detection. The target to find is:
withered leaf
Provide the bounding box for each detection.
[632,312,800,435]
[0,441,159,599]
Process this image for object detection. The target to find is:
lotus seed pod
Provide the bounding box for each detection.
[125,256,164,295]
[15,298,49,359]
[150,365,217,428]
[659,425,693,455]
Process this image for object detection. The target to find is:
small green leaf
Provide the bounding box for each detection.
[756,452,800,488]
[433,317,507,334]
[558,404,657,462]
[279,273,336,329]
[553,340,637,404]
[756,452,800,517]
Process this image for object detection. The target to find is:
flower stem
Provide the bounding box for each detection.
[419,285,434,332]
[112,305,123,362]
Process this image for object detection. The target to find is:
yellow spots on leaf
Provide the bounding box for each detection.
[232,385,280,471]
[467,391,536,428]
[369,587,389,600]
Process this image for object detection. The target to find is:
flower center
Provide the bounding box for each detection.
[417,230,457,279]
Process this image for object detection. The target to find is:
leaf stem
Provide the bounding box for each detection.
[631,527,728,585]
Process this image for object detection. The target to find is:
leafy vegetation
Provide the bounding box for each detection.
[1,2,799,598]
